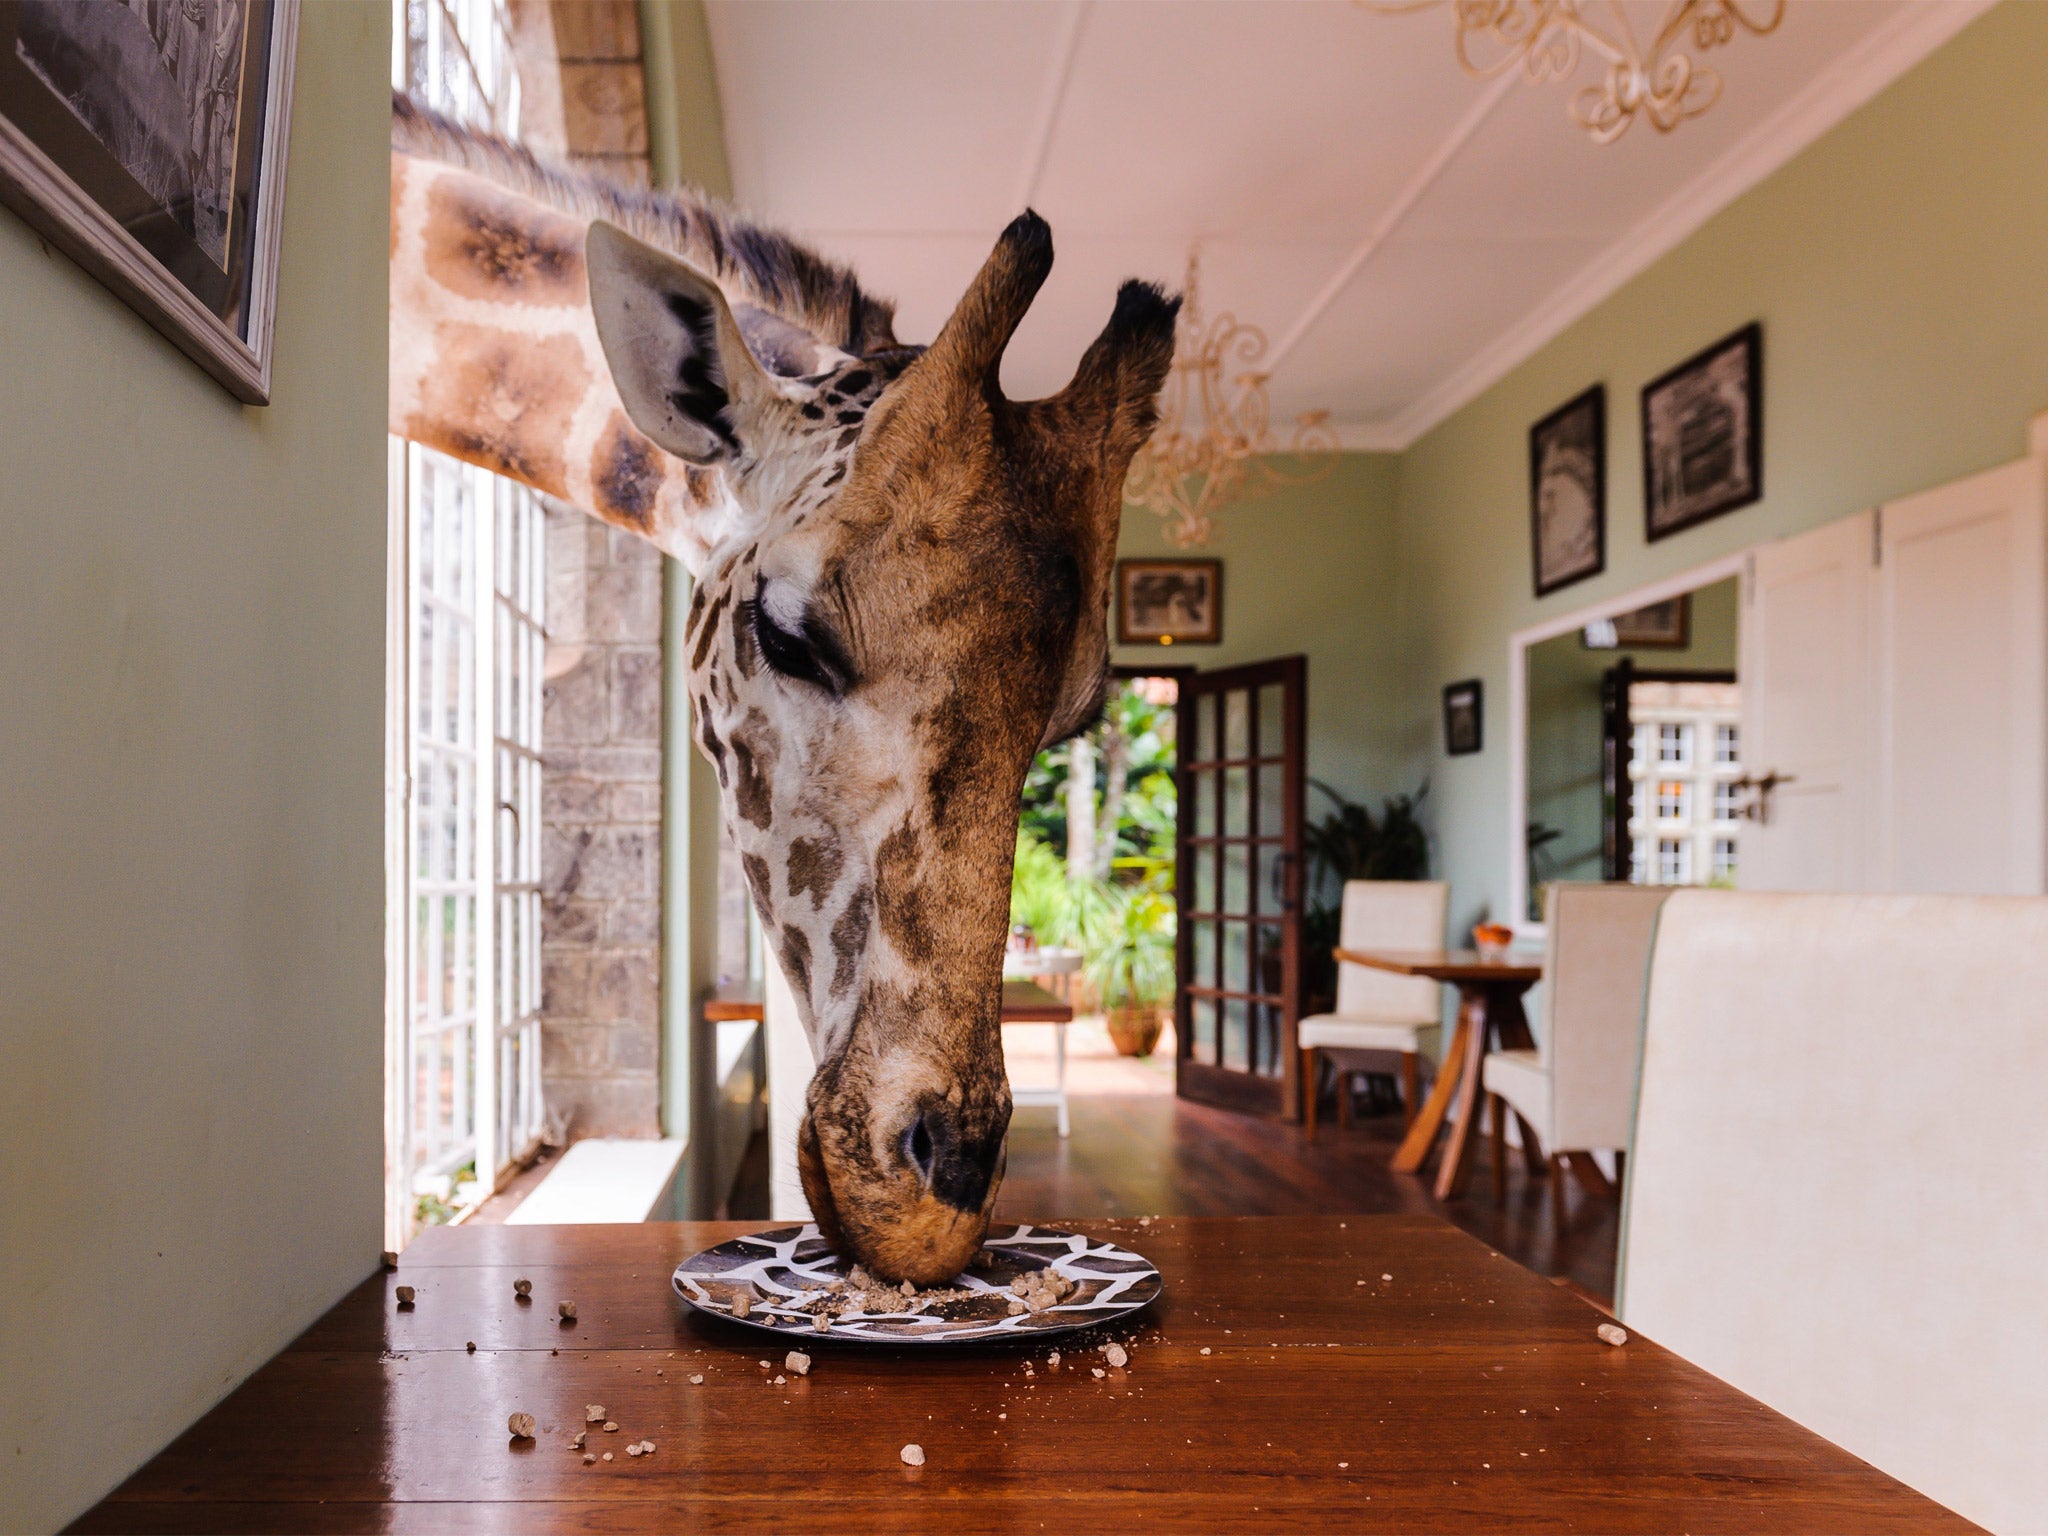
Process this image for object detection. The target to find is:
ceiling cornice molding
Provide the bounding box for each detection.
[1366,0,1997,452]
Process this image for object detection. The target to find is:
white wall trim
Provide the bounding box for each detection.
[1355,0,1995,453]
[1506,551,1749,928]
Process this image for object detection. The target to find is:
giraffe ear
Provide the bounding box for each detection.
[586,220,780,466]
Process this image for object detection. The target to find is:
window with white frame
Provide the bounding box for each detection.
[387,0,538,1246]
[1627,679,1739,893]
[1715,722,1740,766]
[1655,780,1690,822]
[1658,722,1693,766]
[1713,837,1739,882]
[1658,838,1691,884]
[1713,780,1743,822]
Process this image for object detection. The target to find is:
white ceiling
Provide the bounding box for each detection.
[705,0,1988,449]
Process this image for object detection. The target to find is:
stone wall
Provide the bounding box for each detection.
[537,0,660,1140]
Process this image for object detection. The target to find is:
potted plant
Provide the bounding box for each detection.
[1086,886,1176,1057]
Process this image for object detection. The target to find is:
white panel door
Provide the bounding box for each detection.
[1739,511,1876,891]
[1876,459,2047,893]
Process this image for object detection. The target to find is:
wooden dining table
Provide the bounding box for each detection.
[71,1214,1968,1532]
[1337,948,1544,1202]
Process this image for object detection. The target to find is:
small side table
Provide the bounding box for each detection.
[1000,976,1077,1138]
[1336,948,1543,1200]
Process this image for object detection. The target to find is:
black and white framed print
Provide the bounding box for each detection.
[1641,323,1762,542]
[0,0,300,403]
[1443,679,1483,757]
[1529,383,1605,597]
[1116,558,1222,646]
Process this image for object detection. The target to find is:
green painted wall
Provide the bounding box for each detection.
[1112,454,1413,812]
[1524,577,1738,903]
[1395,0,2048,934]
[0,6,391,1529]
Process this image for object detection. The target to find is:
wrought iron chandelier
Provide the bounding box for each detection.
[1371,0,1786,145]
[1124,250,1336,548]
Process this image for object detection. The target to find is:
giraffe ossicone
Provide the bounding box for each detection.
[393,99,1178,1283]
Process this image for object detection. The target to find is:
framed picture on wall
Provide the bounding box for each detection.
[1443,678,1483,756]
[1529,383,1606,597]
[1642,323,1763,542]
[0,0,300,404]
[1581,594,1692,650]
[1116,558,1222,646]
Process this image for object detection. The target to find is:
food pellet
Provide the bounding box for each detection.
[506,1412,535,1440]
[585,1405,606,1423]
[582,1453,596,1465]
[602,1452,613,1462]
[1200,1347,1212,1356]
[603,1421,619,1433]
[900,1443,925,1467]
[465,1341,476,1354]
[572,1430,587,1450]
[786,1351,811,1377]
[732,1294,752,1319]
[513,1277,532,1298]
[639,1440,656,1454]
[689,1374,704,1385]
[558,1300,577,1321]
[626,1444,644,1458]
[1103,1343,1128,1368]
[813,1313,831,1332]
[394,1285,415,1307]
[1597,1323,1629,1347]
[772,1375,786,1386]
[1047,1351,1060,1367]
[1091,1367,1106,1379]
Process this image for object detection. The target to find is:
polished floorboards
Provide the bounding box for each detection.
[993,1091,1620,1301]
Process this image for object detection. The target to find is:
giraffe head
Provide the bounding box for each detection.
[587,214,1177,1283]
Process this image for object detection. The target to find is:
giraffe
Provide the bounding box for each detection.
[391,97,1177,1284]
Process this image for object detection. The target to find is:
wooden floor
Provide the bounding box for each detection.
[993,1091,1620,1301]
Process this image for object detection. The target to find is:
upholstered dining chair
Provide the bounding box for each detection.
[1481,882,1668,1212]
[1617,890,2048,1536]
[1298,879,1448,1138]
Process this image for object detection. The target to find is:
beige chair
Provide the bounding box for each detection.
[1619,891,2048,1536]
[1482,882,1668,1211]
[1298,879,1448,1137]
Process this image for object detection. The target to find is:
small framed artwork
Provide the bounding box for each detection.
[0,0,301,404]
[1642,323,1763,542]
[1116,558,1222,646]
[1529,383,1606,597]
[1581,594,1692,650]
[1443,679,1483,757]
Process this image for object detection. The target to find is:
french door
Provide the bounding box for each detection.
[1175,656,1306,1119]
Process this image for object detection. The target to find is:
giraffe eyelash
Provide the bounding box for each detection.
[744,594,854,697]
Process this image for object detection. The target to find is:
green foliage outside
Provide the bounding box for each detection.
[1301,780,1431,1011]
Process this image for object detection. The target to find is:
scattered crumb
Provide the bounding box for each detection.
[550,1348,558,1356]
[901,1280,915,1297]
[1339,1461,1349,1469]
[1597,1323,1628,1347]
[1091,1367,1106,1379]
[558,1300,577,1321]
[1047,1351,1060,1367]
[466,1341,476,1354]
[732,1293,752,1319]
[603,1422,619,1433]
[758,1360,771,1370]
[1381,1274,1392,1282]
[394,1285,415,1308]
[786,1351,811,1377]
[900,1443,925,1467]
[602,1452,613,1462]
[998,1413,1006,1420]
[772,1375,786,1386]
[689,1374,705,1385]
[513,1277,532,1299]
[1103,1343,1129,1368]
[1007,1299,1026,1315]
[1200,1347,1212,1356]
[506,1412,535,1440]
[626,1443,644,1458]
[572,1430,587,1450]
[813,1313,832,1333]
[639,1441,656,1454]
[585,1405,606,1424]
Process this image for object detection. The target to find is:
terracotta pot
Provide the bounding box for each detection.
[1106,1004,1165,1058]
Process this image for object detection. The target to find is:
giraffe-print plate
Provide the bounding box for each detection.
[672,1223,1162,1344]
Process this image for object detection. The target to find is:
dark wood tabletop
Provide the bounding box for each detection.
[72,1215,1968,1533]
[1337,947,1545,984]
[701,978,1074,1025]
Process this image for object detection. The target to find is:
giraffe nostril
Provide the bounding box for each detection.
[904,1115,935,1182]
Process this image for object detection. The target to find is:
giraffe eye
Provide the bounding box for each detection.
[746,594,852,697]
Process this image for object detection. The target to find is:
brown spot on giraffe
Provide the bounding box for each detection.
[730,713,775,830]
[404,322,586,488]
[423,176,587,307]
[591,410,662,531]
[786,835,844,908]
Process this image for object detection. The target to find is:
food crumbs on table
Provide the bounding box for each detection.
[558,1300,576,1321]
[394,1285,415,1307]
[601,1452,613,1462]
[814,1313,832,1332]
[626,1444,643,1458]
[585,1404,606,1423]
[603,1421,619,1433]
[582,1453,596,1465]
[1339,1461,1349,1468]
[1597,1322,1629,1346]
[1103,1343,1129,1368]
[1381,1274,1392,1281]
[640,1441,656,1454]
[1200,1347,1212,1355]
[571,1430,587,1450]
[689,1374,705,1385]
[465,1341,475,1354]
[786,1351,811,1376]
[506,1412,536,1440]
[550,1348,558,1356]
[732,1293,752,1319]
[998,1413,1006,1420]
[513,1277,532,1298]
[1092,1367,1106,1379]
[900,1444,925,1467]
[758,1360,771,1369]
[1047,1351,1060,1367]
[773,1375,786,1385]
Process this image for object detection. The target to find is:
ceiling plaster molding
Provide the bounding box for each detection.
[1363,0,1997,451]
[1327,420,1410,453]
[1015,0,1092,213]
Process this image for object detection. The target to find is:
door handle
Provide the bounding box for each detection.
[1733,771,1795,825]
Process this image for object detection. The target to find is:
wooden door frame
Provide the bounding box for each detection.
[1174,654,1308,1120]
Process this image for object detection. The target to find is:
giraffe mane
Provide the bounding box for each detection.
[391,92,902,361]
